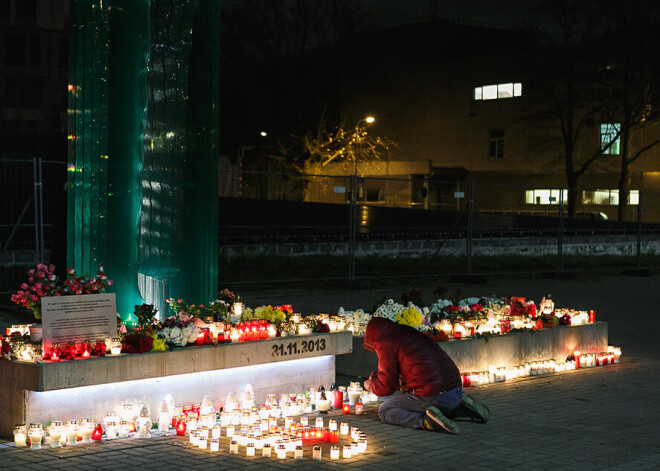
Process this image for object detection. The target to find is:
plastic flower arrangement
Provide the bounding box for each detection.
[11,264,112,320]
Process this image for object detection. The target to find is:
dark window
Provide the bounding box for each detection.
[4,76,18,107]
[489,130,504,158]
[16,0,36,18]
[21,77,41,109]
[58,37,68,69]
[0,0,10,17]
[29,35,40,67]
[5,33,26,67]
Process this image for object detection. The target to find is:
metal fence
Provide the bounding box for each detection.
[0,158,68,292]
[218,169,660,285]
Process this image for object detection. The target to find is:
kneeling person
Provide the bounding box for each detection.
[363,317,489,434]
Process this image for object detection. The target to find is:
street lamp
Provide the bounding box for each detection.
[349,116,375,282]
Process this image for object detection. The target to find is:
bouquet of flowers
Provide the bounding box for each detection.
[11,264,112,320]
[253,305,290,326]
[157,317,200,348]
[373,299,405,321]
[395,304,424,328]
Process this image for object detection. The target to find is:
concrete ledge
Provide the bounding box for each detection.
[336,322,608,377]
[0,332,352,436]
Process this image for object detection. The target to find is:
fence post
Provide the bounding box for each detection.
[558,188,564,273]
[466,180,474,276]
[32,157,44,263]
[348,174,357,281]
[636,190,643,270]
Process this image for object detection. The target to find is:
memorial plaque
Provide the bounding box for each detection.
[41,293,117,350]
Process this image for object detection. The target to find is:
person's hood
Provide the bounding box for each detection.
[363,317,397,352]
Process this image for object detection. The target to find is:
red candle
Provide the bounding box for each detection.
[196,331,206,346]
[342,403,350,414]
[176,420,186,436]
[82,349,91,359]
[91,424,103,441]
[332,390,343,409]
[588,310,596,323]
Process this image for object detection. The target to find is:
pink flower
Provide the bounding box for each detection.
[107,280,113,286]
[37,263,47,271]
[31,295,39,302]
[49,275,56,281]
[67,267,75,275]
[28,269,35,276]
[21,283,28,290]
[37,271,45,279]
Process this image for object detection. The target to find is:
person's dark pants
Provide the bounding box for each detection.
[377,386,463,429]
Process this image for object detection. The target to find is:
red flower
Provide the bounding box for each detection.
[446,306,462,312]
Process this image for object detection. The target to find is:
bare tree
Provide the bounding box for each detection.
[524,0,619,218]
[597,0,660,220]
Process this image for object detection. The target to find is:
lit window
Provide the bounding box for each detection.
[474,82,522,100]
[489,130,504,158]
[498,83,513,98]
[482,85,498,100]
[525,189,568,205]
[581,189,638,206]
[600,123,620,155]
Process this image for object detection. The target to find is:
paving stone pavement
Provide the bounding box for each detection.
[2,274,659,470]
[1,355,658,471]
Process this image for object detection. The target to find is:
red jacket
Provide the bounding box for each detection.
[363,317,461,397]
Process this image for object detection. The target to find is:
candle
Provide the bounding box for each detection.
[343,444,353,458]
[210,437,219,451]
[358,438,367,453]
[175,419,186,436]
[28,423,44,450]
[300,416,308,427]
[330,445,340,460]
[118,420,131,439]
[13,425,27,447]
[229,440,239,454]
[198,436,208,449]
[315,417,324,428]
[295,445,304,460]
[355,402,364,415]
[342,403,351,414]
[262,443,272,457]
[247,442,255,456]
[277,444,287,459]
[329,419,337,431]
[91,424,103,441]
[340,422,349,435]
[66,420,79,445]
[332,390,344,409]
[313,445,322,460]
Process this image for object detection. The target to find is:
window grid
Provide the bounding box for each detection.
[474,82,522,100]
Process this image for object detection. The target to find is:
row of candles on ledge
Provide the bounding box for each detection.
[461,346,622,387]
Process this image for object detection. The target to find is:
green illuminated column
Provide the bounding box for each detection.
[69,0,219,319]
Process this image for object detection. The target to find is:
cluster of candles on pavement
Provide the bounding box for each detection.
[12,382,375,452]
[186,415,368,460]
[461,346,622,386]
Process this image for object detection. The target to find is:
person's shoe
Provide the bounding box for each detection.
[423,406,461,434]
[461,394,490,423]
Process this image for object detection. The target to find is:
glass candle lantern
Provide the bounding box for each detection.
[329,419,337,431]
[226,424,235,438]
[212,425,221,439]
[340,422,349,435]
[247,442,256,456]
[136,404,152,439]
[262,443,272,457]
[107,338,122,355]
[13,424,27,447]
[198,436,208,450]
[91,423,103,441]
[355,402,364,415]
[158,400,172,432]
[66,420,79,446]
[28,423,44,450]
[295,445,304,460]
[103,412,118,436]
[118,420,131,439]
[343,444,353,458]
[175,418,186,436]
[80,418,95,443]
[358,438,367,453]
[315,417,324,428]
[313,445,322,460]
[276,444,287,459]
[229,440,239,454]
[49,421,63,448]
[330,445,340,460]
[210,437,219,452]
